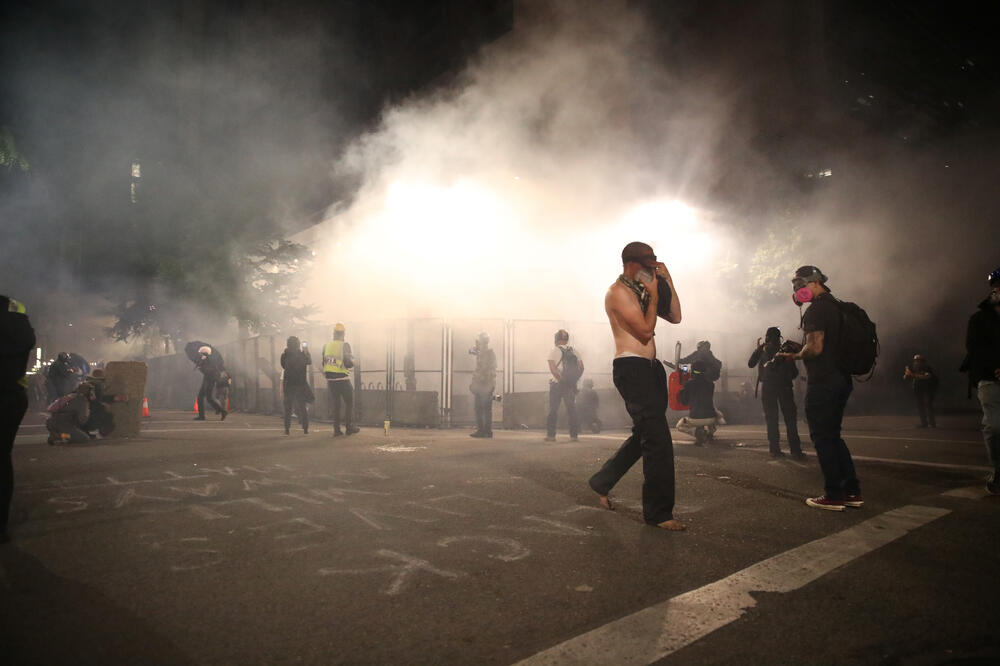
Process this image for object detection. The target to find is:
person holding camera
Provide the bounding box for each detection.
[281,336,312,435]
[469,332,497,439]
[777,266,861,511]
[587,241,684,531]
[749,326,805,459]
[545,329,583,442]
[323,323,358,436]
[675,360,718,446]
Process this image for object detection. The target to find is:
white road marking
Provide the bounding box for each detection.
[514,504,950,666]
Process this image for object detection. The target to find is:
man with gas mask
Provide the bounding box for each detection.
[469,332,497,438]
[963,268,1000,495]
[777,266,861,511]
[748,326,805,459]
[587,242,685,531]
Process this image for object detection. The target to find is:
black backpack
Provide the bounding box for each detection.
[559,347,583,387]
[833,299,879,379]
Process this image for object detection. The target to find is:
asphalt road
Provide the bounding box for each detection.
[3,409,998,665]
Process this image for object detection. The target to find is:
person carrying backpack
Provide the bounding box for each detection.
[777,265,865,512]
[546,329,584,442]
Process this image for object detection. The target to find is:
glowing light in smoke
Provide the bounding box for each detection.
[615,200,714,271]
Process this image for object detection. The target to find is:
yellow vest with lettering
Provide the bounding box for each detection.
[323,340,349,375]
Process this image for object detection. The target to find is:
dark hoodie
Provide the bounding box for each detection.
[0,295,36,392]
[964,298,1000,384]
[280,338,311,388]
[678,371,716,419]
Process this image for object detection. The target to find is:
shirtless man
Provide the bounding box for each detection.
[588,241,685,530]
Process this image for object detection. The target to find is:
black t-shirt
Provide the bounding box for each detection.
[801,292,845,384]
[678,375,716,419]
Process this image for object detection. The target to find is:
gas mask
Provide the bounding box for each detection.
[792,287,814,306]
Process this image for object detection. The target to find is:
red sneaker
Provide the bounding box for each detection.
[843,495,864,508]
[805,496,845,511]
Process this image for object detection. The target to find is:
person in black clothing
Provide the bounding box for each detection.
[675,360,718,445]
[193,345,228,421]
[963,267,1000,495]
[749,326,805,459]
[1,294,36,543]
[778,265,861,512]
[81,368,127,438]
[577,378,602,434]
[46,351,80,401]
[680,340,722,380]
[903,354,938,428]
[280,336,311,435]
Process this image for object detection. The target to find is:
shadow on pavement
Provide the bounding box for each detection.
[0,544,192,665]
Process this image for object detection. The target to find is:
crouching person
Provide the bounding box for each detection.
[46,382,94,444]
[675,360,718,446]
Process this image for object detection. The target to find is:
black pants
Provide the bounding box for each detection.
[327,380,353,430]
[1,389,28,534]
[283,384,309,433]
[805,373,859,500]
[916,390,936,427]
[197,375,223,416]
[588,358,675,524]
[761,382,802,455]
[547,382,578,438]
[473,391,493,434]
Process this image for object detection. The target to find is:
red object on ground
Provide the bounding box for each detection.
[668,370,690,411]
[193,398,199,413]
[141,397,150,417]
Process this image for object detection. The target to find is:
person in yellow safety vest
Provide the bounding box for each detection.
[323,323,359,436]
[1,295,36,543]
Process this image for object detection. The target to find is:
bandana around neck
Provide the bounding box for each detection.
[619,274,651,315]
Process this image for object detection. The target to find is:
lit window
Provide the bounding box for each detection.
[131,162,141,178]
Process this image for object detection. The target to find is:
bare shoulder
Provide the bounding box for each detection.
[605,281,626,309]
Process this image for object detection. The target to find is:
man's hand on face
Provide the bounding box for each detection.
[653,262,672,283]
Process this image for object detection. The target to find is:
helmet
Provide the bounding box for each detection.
[792,265,828,290]
[765,326,781,342]
[334,323,346,333]
[198,346,211,355]
[988,267,1000,286]
[57,352,70,362]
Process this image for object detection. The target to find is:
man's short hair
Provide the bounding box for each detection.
[621,242,653,265]
[554,329,569,344]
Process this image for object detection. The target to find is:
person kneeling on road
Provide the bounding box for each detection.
[675,360,718,446]
[46,382,95,444]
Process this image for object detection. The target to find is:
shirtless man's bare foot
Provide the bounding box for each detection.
[597,495,614,511]
[656,519,686,531]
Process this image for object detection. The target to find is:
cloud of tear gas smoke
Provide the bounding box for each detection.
[301,1,742,331]
[301,0,1000,409]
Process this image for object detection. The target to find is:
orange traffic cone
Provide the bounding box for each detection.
[193,398,199,413]
[141,397,151,417]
